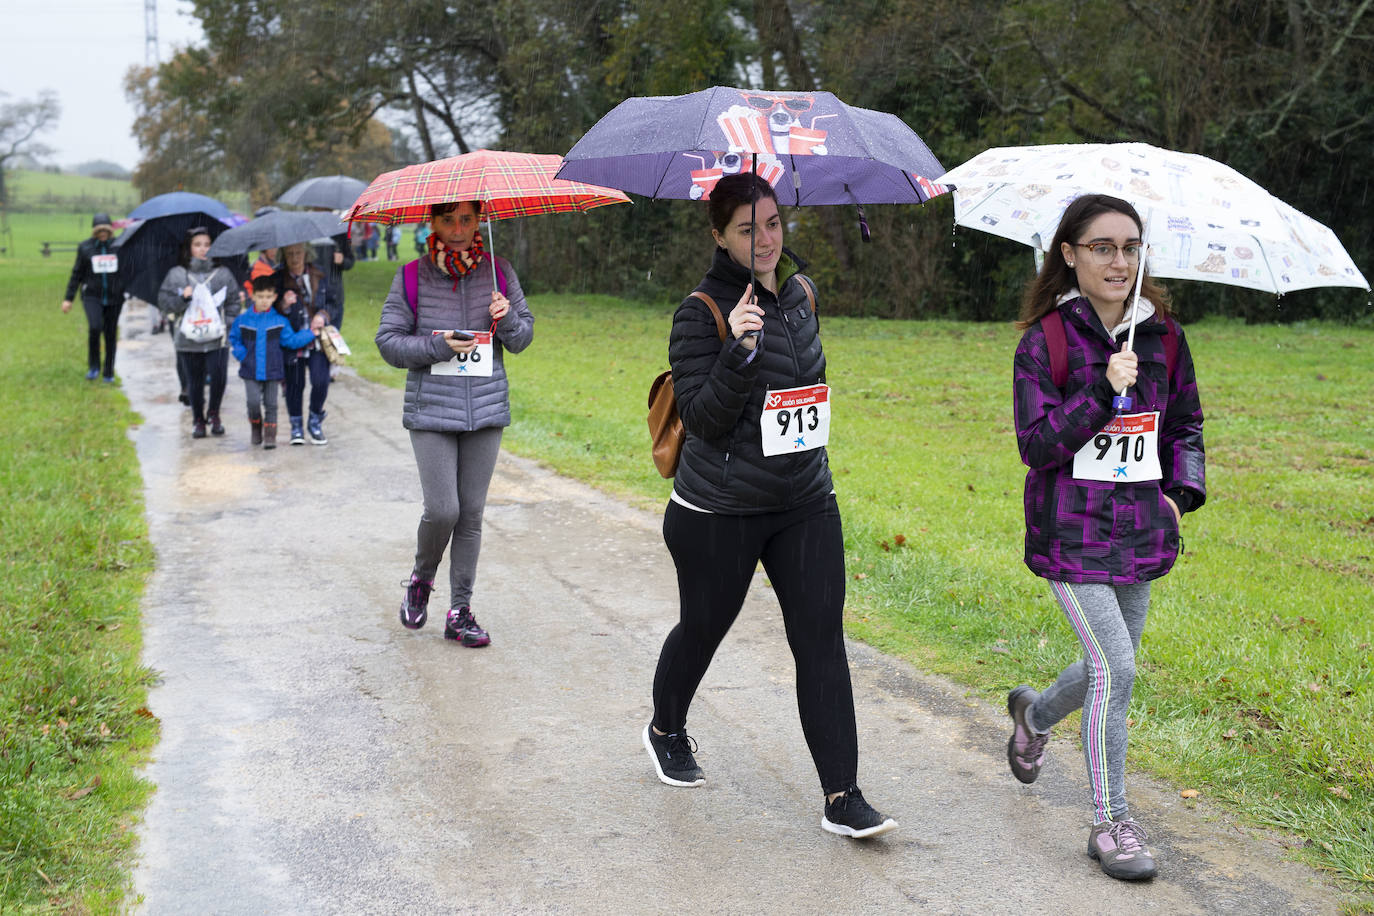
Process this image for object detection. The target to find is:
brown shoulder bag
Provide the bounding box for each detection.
[648,292,727,478]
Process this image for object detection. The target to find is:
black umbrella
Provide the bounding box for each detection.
[277,175,367,210]
[115,212,234,304]
[208,210,348,257]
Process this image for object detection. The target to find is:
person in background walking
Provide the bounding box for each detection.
[157,226,243,439]
[243,206,282,299]
[313,227,354,329]
[386,224,400,261]
[229,274,317,449]
[1006,193,1205,881]
[60,212,125,382]
[375,200,534,649]
[643,173,896,840]
[274,243,338,446]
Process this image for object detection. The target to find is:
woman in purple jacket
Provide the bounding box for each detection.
[1005,194,1205,881]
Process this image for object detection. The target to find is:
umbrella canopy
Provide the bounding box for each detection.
[278,175,368,211]
[128,191,234,223]
[937,142,1369,295]
[208,210,348,257]
[555,85,947,205]
[343,150,630,225]
[114,212,235,304]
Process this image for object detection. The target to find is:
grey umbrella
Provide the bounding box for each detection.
[277,175,368,210]
[208,210,348,257]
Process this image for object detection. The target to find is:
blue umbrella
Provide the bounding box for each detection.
[128,191,234,222]
[556,86,947,207]
[115,211,235,304]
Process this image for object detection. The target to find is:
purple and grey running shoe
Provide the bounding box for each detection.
[399,575,432,630]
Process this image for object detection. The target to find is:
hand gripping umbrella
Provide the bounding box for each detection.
[556,86,947,299]
[937,141,1370,406]
[343,149,630,289]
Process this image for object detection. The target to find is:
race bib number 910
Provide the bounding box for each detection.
[760,384,830,457]
[1072,411,1162,482]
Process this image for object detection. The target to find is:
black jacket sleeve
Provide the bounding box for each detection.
[64,243,89,301]
[669,294,758,443]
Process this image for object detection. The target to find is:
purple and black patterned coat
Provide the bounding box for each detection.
[1013,297,1206,585]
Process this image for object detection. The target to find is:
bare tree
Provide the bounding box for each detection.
[0,90,61,206]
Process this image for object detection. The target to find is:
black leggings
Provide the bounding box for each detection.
[181,348,229,423]
[652,494,858,794]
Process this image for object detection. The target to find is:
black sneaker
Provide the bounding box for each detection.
[398,575,432,630]
[822,787,897,839]
[642,724,704,787]
[444,606,490,647]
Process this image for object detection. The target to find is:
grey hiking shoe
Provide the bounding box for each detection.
[1007,685,1049,784]
[643,724,704,787]
[1088,817,1158,880]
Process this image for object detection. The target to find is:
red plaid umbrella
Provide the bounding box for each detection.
[343,149,629,225]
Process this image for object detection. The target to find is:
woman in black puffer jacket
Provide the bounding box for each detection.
[642,173,895,840]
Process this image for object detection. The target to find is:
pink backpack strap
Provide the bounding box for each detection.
[403,259,420,318]
[1041,309,1069,390]
[405,258,507,316]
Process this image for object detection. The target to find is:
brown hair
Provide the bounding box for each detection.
[430,200,483,219]
[707,172,778,236]
[1015,193,1171,330]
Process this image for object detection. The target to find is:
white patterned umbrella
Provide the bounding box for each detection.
[937,142,1368,295]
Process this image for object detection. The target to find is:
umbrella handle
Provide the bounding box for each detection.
[1116,212,1151,409]
[486,218,499,289]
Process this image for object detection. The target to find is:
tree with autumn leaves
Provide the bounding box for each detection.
[126,0,1373,321]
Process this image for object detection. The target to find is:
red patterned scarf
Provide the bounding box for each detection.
[428,229,485,289]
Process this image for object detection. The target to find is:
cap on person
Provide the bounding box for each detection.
[92,213,113,233]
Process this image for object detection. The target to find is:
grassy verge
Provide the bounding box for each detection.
[3,169,142,216]
[344,260,1373,903]
[0,214,159,912]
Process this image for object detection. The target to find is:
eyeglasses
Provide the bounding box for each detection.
[1073,242,1143,265]
[743,93,812,114]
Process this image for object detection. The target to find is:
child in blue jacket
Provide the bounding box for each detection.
[229,275,317,448]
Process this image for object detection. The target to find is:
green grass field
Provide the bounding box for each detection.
[0,213,159,912]
[3,169,143,217]
[342,257,1373,902]
[3,215,1371,909]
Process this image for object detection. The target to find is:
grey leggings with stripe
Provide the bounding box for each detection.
[409,427,503,609]
[1028,581,1151,824]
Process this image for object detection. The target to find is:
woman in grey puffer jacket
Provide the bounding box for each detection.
[158,226,242,438]
[375,200,534,647]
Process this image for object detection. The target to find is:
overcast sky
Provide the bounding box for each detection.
[6,0,204,170]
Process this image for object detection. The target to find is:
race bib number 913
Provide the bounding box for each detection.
[1072,411,1162,482]
[760,384,830,457]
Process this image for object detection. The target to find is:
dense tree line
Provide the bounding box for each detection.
[126,0,1373,322]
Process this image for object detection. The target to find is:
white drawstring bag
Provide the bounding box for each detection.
[178,282,227,344]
